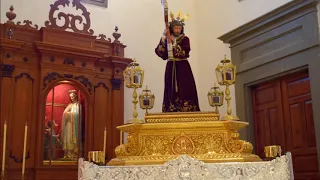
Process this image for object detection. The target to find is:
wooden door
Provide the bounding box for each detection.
[252,70,319,180]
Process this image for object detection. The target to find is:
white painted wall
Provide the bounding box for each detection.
[1,0,291,122]
[194,0,292,116]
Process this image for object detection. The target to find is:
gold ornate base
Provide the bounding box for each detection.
[221,114,240,121]
[128,117,144,124]
[108,112,261,166]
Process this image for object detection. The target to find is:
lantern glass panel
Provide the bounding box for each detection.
[150,96,155,107]
[207,93,213,106]
[224,67,234,81]
[213,95,220,104]
[123,70,131,87]
[133,71,140,84]
[215,68,223,84]
[139,90,155,109]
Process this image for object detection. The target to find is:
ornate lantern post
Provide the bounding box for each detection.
[215,55,239,121]
[207,82,224,115]
[123,59,144,123]
[139,86,155,116]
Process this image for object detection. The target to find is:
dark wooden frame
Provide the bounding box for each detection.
[81,0,108,8]
[218,0,320,172]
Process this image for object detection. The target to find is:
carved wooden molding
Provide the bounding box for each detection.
[63,58,75,66]
[218,0,314,43]
[17,20,38,30]
[15,73,35,83]
[45,0,94,35]
[111,78,122,90]
[94,82,109,92]
[0,38,25,49]
[6,6,16,24]
[43,72,93,93]
[0,64,15,78]
[97,34,111,42]
[35,41,105,59]
[81,0,108,8]
[9,150,30,163]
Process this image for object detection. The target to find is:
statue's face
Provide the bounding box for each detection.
[173,25,182,37]
[70,93,77,102]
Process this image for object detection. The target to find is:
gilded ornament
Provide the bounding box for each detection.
[108,117,261,166]
[172,132,195,154]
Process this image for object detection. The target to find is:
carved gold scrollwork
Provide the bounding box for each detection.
[115,133,139,156]
[191,133,226,154]
[225,131,253,153]
[141,136,174,156]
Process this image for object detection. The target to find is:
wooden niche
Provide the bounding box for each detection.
[0,1,131,179]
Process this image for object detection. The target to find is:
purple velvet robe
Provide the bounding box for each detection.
[155,34,200,112]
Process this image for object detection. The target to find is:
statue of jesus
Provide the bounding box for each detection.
[155,11,200,112]
[61,90,81,160]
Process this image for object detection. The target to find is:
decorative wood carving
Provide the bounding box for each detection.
[111,78,122,90]
[6,6,16,24]
[63,58,75,66]
[94,82,109,92]
[9,150,30,163]
[7,28,13,39]
[43,72,93,93]
[14,72,35,83]
[49,57,55,62]
[5,53,11,59]
[112,26,121,42]
[1,64,15,77]
[23,57,29,62]
[45,0,94,35]
[17,20,38,30]
[97,34,111,42]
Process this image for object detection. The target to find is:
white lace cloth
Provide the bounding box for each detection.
[78,153,294,180]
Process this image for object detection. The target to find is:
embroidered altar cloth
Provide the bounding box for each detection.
[78,153,294,180]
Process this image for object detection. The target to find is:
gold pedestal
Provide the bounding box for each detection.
[108,112,261,166]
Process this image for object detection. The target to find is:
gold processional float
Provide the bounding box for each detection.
[87,56,282,165]
[103,56,263,166]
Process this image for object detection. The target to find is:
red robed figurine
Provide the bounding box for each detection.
[155,11,200,112]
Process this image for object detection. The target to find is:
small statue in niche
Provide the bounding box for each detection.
[43,120,60,160]
[61,90,82,160]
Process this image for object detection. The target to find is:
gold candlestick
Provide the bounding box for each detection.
[215,55,239,121]
[225,84,233,117]
[22,122,27,175]
[1,121,7,176]
[123,58,145,124]
[103,127,107,164]
[132,87,138,119]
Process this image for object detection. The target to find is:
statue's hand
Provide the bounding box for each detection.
[163,29,167,36]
